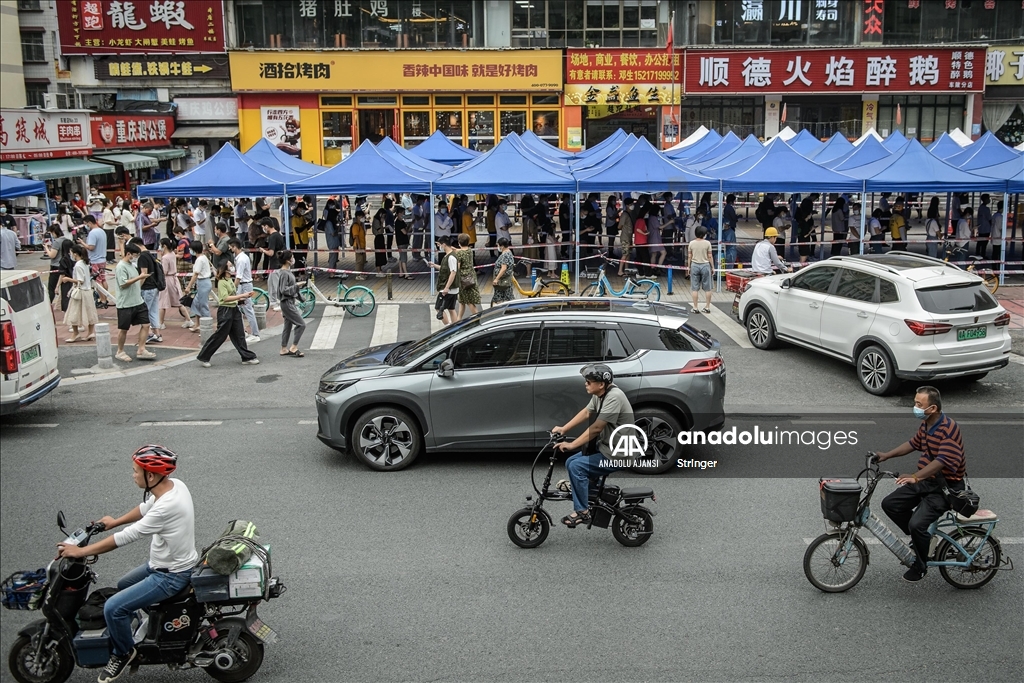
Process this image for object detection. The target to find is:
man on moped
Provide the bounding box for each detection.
[552,364,634,528]
[57,445,198,682]
[874,386,966,583]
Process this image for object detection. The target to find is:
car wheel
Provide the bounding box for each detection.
[350,407,422,471]
[630,407,683,474]
[856,345,900,396]
[745,306,778,350]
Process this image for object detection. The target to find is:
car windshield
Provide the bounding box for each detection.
[391,316,482,364]
[915,283,998,314]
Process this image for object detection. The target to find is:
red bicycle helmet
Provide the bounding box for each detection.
[132,444,178,476]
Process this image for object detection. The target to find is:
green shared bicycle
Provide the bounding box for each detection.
[252,272,375,319]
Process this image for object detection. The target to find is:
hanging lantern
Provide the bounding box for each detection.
[896,103,902,126]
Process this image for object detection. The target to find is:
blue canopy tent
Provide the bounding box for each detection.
[137,143,288,198]
[691,134,764,172]
[808,132,855,164]
[927,132,966,159]
[824,135,892,171]
[943,131,1022,171]
[410,130,480,165]
[0,175,46,200]
[575,137,719,193]
[504,132,572,168]
[882,129,909,150]
[966,155,1024,192]
[519,130,575,160]
[574,128,629,158]
[433,136,575,195]
[677,131,743,168]
[244,138,323,176]
[375,137,451,175]
[851,139,1006,192]
[787,129,824,156]
[289,141,438,195]
[568,134,637,171]
[664,129,723,159]
[708,137,861,192]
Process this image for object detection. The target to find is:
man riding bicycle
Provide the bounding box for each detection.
[552,364,635,528]
[57,445,198,682]
[874,386,966,583]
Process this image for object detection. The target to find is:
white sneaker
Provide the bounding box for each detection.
[242,358,260,365]
[245,335,261,343]
[181,321,194,329]
[271,305,281,312]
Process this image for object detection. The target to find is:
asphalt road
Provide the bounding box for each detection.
[1,305,1022,683]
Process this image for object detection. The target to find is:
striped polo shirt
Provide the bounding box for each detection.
[909,413,965,481]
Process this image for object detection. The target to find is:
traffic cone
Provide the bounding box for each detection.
[560,263,570,290]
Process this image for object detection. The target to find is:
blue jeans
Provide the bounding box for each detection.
[722,228,736,267]
[325,221,341,270]
[566,452,620,512]
[190,278,211,318]
[236,281,259,337]
[103,564,192,656]
[141,288,160,330]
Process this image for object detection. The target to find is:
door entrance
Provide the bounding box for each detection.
[358,109,395,145]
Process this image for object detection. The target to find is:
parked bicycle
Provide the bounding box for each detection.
[803,453,1012,593]
[942,240,999,294]
[252,271,375,319]
[581,265,661,301]
[511,276,571,298]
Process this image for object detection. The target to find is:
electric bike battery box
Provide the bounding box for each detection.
[819,479,862,522]
[192,545,269,603]
[73,628,111,667]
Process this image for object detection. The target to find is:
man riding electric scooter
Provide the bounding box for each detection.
[552,364,635,528]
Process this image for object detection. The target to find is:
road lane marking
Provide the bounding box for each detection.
[309,306,345,351]
[701,305,753,349]
[297,420,317,425]
[956,420,1023,425]
[428,304,445,333]
[803,537,1024,545]
[7,423,59,428]
[791,420,877,425]
[138,421,222,426]
[370,304,400,347]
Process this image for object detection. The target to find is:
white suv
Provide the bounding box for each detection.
[736,253,1011,394]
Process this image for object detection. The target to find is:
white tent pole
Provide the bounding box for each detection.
[860,182,867,255]
[429,189,436,294]
[574,190,581,294]
[716,185,723,292]
[999,191,1008,286]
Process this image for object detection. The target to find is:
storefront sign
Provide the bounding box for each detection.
[862,0,884,41]
[57,0,225,55]
[1,109,92,161]
[984,45,1024,86]
[261,106,301,157]
[229,50,563,92]
[564,49,681,105]
[863,99,878,131]
[93,54,230,80]
[684,48,985,94]
[90,114,175,150]
[175,97,238,122]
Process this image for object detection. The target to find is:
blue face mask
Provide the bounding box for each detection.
[913,406,928,419]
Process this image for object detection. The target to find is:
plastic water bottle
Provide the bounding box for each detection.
[864,514,917,567]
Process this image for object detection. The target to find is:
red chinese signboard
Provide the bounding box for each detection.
[1,109,93,161]
[863,0,884,38]
[57,0,225,55]
[90,114,175,150]
[684,48,985,94]
[566,49,681,84]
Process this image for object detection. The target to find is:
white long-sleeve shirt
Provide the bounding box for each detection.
[750,240,785,274]
[114,478,199,572]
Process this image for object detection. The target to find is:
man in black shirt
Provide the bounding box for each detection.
[260,218,286,309]
[128,238,163,344]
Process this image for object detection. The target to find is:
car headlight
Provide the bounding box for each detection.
[319,379,358,394]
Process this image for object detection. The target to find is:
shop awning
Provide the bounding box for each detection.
[94,153,160,171]
[0,158,114,181]
[140,148,187,160]
[171,126,239,139]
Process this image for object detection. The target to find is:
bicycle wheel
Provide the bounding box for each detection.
[251,287,269,309]
[803,532,869,592]
[936,528,1001,589]
[298,288,316,319]
[538,281,570,297]
[343,285,375,317]
[634,279,662,301]
[581,283,602,297]
[981,272,999,295]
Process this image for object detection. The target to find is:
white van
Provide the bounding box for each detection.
[1,269,60,414]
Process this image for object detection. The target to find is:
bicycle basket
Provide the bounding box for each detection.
[1,569,48,611]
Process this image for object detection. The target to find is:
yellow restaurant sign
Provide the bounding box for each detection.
[565,84,680,106]
[984,45,1024,86]
[229,50,563,92]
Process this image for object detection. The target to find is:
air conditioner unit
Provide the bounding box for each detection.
[42,93,57,109]
[169,158,184,172]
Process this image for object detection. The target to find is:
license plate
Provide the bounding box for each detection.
[957,326,987,342]
[20,345,40,364]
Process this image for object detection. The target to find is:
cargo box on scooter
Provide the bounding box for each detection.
[819,479,862,522]
[191,545,269,603]
[73,628,111,667]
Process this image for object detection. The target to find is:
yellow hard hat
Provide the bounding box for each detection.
[764,227,779,238]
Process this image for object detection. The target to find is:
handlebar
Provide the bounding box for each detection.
[864,452,900,480]
[547,431,567,445]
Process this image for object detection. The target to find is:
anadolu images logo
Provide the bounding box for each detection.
[610,424,649,461]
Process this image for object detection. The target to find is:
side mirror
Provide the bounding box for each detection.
[57,511,67,533]
[780,278,792,289]
[437,359,455,378]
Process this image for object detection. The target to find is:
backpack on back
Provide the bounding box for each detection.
[151,257,166,291]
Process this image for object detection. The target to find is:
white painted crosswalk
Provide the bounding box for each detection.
[429,304,445,333]
[370,304,400,347]
[309,306,345,350]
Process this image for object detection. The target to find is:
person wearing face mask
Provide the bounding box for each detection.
[874,386,966,583]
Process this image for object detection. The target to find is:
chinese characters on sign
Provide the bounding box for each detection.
[863,0,884,39]
[685,48,985,93]
[564,49,681,105]
[93,54,229,79]
[261,106,301,157]
[90,115,173,150]
[174,97,238,122]
[1,109,93,161]
[57,0,225,55]
[984,46,1024,85]
[259,62,332,79]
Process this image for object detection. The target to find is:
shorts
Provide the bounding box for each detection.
[117,303,150,331]
[436,293,457,311]
[690,263,712,292]
[89,262,107,286]
[798,241,812,257]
